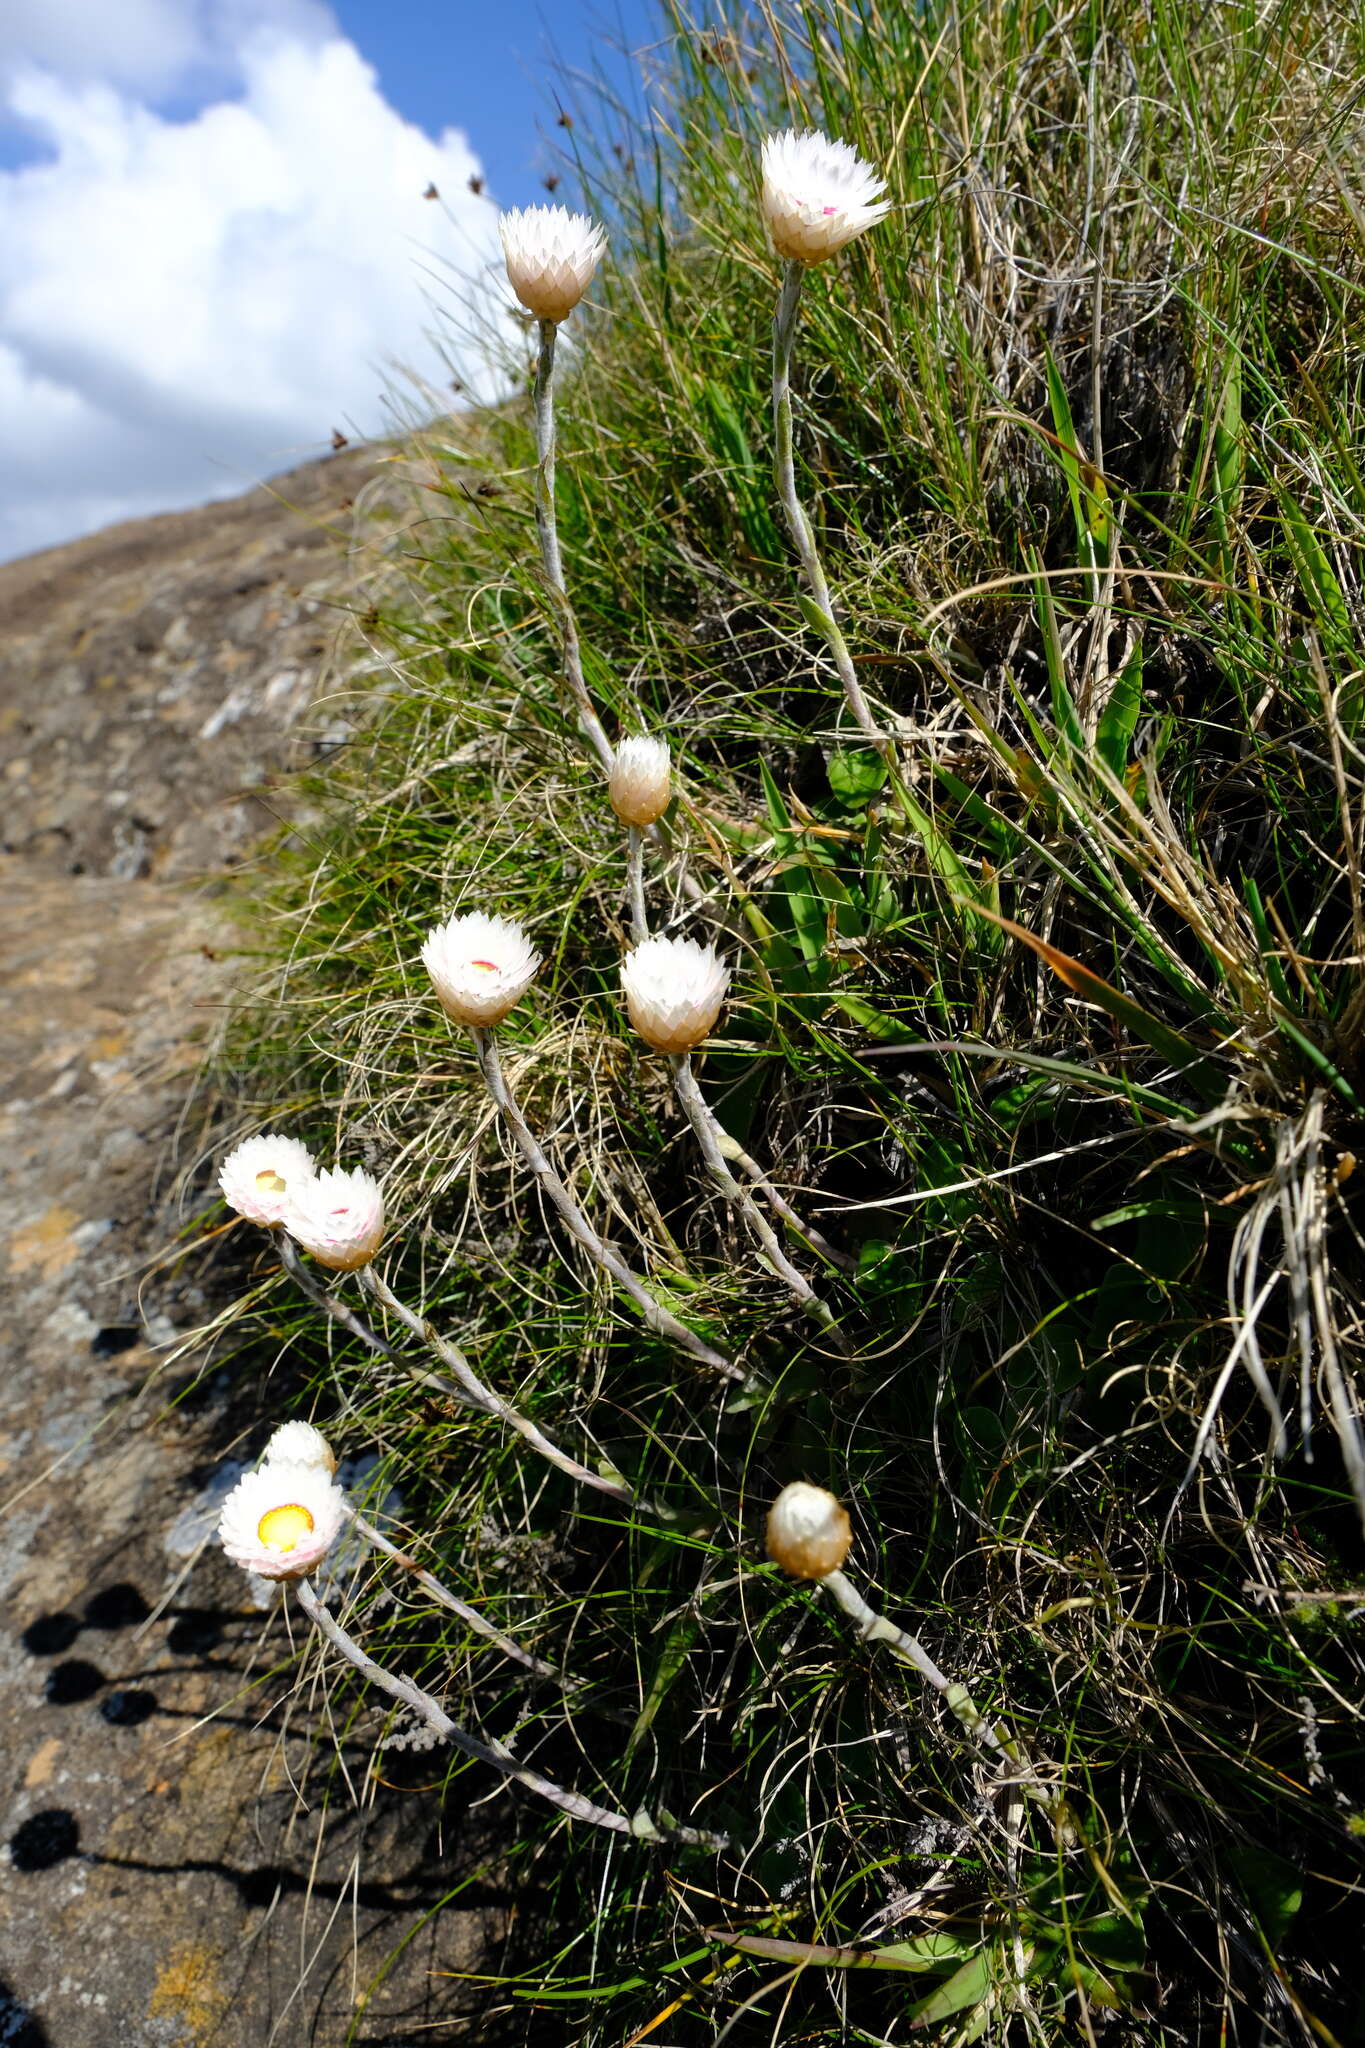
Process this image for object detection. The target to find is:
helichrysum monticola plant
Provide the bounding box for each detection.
[620,936,730,1054]
[760,128,892,263]
[286,1166,386,1272]
[499,204,607,324]
[421,910,541,1027]
[218,1457,348,1580]
[218,1132,317,1225]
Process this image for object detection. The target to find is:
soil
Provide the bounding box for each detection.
[0,454,506,2046]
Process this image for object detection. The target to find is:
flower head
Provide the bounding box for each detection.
[261,1420,337,1476]
[422,910,540,1028]
[500,204,607,323]
[285,1167,385,1272]
[766,1481,853,1579]
[620,936,729,1054]
[218,1457,347,1580]
[609,736,672,827]
[218,1133,317,1227]
[760,129,891,264]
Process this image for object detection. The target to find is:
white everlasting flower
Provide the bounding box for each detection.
[620,936,730,1054]
[218,1457,347,1581]
[760,128,891,264]
[218,1133,317,1227]
[766,1481,854,1579]
[499,204,607,323]
[421,910,540,1028]
[285,1167,385,1272]
[609,736,672,827]
[261,1420,337,1476]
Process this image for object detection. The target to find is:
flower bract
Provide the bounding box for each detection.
[609,736,672,826]
[620,936,729,1053]
[422,910,541,1027]
[218,1457,347,1580]
[500,204,607,323]
[285,1167,385,1272]
[218,1133,317,1227]
[766,1481,854,1579]
[262,1420,337,1475]
[761,128,891,264]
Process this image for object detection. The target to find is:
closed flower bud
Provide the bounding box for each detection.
[261,1420,337,1476]
[761,129,891,264]
[609,735,672,826]
[620,936,729,1053]
[500,204,607,323]
[766,1481,853,1579]
[285,1167,385,1272]
[421,910,540,1027]
[218,1457,347,1581]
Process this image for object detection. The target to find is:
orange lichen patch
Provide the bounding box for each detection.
[149,1942,230,2038]
[257,1502,314,1552]
[8,1204,81,1283]
[254,1168,287,1194]
[24,1737,61,1789]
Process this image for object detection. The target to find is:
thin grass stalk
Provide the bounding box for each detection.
[356,1263,635,1502]
[470,1025,743,1381]
[295,1575,727,1846]
[670,1051,850,1352]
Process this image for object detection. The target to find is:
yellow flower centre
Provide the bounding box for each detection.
[255,1169,288,1195]
[257,1502,315,1552]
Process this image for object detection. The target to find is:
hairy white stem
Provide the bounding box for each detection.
[295,1575,727,1847]
[344,1505,577,1687]
[274,1228,480,1411]
[626,824,648,948]
[772,261,889,755]
[819,1568,1070,1829]
[471,1026,743,1382]
[357,1264,634,1503]
[671,1053,849,1354]
[534,318,614,773]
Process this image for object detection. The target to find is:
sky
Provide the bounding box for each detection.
[0,0,660,562]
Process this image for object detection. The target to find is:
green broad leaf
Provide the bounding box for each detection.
[1279,492,1353,649]
[625,1610,701,1760]
[758,756,795,843]
[1096,637,1143,776]
[708,1929,972,1974]
[825,987,902,1039]
[1044,341,1109,556]
[827,747,888,806]
[906,1946,1002,2027]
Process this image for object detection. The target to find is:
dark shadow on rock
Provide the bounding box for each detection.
[83,1582,151,1629]
[0,1978,50,2047]
[42,1660,103,1705]
[91,1847,492,1918]
[8,1809,80,1873]
[19,1613,81,1656]
[165,1607,226,1656]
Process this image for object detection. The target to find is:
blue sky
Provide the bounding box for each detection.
[329,0,661,206]
[0,0,668,560]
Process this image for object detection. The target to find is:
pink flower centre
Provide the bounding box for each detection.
[470,959,499,972]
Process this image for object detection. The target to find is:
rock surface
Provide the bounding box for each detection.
[0,456,502,2046]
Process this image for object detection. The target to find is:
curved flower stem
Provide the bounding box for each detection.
[626,825,648,948]
[273,1229,480,1412]
[471,1026,743,1383]
[534,318,614,773]
[356,1264,634,1504]
[295,1575,726,1847]
[670,1053,850,1355]
[701,1120,852,1272]
[344,1506,579,1688]
[819,1568,1072,1833]
[773,261,889,755]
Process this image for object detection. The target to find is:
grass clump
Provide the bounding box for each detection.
[214,0,1365,2038]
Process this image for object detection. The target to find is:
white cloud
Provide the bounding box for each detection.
[0,9,502,561]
